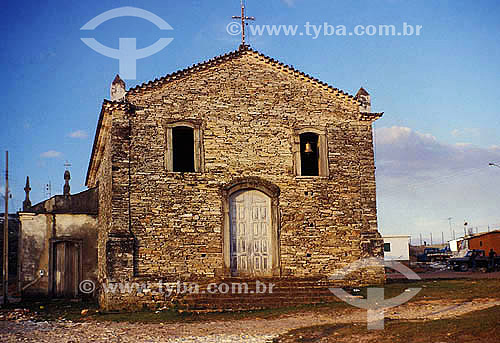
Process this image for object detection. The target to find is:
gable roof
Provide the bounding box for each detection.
[86,45,383,186]
[128,44,361,106]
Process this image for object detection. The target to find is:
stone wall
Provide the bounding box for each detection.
[96,128,112,283]
[92,49,384,310]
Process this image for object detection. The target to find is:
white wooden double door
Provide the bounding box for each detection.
[229,189,273,276]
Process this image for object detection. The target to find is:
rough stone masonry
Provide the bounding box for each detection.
[85,45,385,310]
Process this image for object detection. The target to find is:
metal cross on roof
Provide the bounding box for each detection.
[232,0,255,46]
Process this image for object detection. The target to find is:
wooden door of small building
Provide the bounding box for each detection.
[229,189,272,276]
[52,240,81,298]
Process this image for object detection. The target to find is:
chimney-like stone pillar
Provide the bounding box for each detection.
[111,75,126,102]
[63,170,71,196]
[356,87,371,113]
[23,176,32,211]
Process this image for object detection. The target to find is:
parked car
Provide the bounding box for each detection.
[448,249,499,272]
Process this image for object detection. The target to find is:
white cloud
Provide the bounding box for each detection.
[375,126,500,177]
[451,128,480,138]
[377,126,436,146]
[40,150,62,158]
[68,130,88,139]
[455,142,473,147]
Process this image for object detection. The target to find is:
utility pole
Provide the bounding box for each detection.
[3,151,8,305]
[441,232,444,245]
[430,232,433,246]
[447,217,453,241]
[419,233,422,246]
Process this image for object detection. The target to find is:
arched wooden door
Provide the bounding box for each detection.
[229,189,273,276]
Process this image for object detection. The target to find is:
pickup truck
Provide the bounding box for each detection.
[417,247,452,262]
[448,249,500,272]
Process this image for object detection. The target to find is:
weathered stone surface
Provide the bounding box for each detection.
[87,47,384,310]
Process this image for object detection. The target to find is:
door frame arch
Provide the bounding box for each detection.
[221,177,281,277]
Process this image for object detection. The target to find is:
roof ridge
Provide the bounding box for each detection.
[102,99,131,110]
[127,45,360,105]
[128,47,245,93]
[246,47,357,101]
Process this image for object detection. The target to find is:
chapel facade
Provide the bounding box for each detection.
[85,45,384,310]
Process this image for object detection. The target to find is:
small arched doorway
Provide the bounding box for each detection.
[229,189,272,276]
[222,178,280,277]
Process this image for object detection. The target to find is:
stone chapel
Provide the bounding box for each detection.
[82,43,384,310]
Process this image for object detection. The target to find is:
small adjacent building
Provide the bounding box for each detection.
[383,235,410,262]
[467,230,500,254]
[17,175,98,297]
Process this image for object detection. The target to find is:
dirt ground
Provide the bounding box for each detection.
[1,295,499,342]
[2,278,500,342]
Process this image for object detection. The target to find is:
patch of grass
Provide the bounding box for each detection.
[358,279,500,302]
[94,301,349,323]
[274,305,500,343]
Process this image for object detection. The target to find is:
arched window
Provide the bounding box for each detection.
[165,121,204,173]
[300,132,319,176]
[293,128,328,177]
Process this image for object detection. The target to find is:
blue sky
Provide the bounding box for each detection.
[1,0,500,243]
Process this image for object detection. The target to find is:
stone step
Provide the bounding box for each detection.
[175,294,341,307]
[169,277,349,312]
[180,293,336,300]
[177,298,339,311]
[178,289,338,299]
